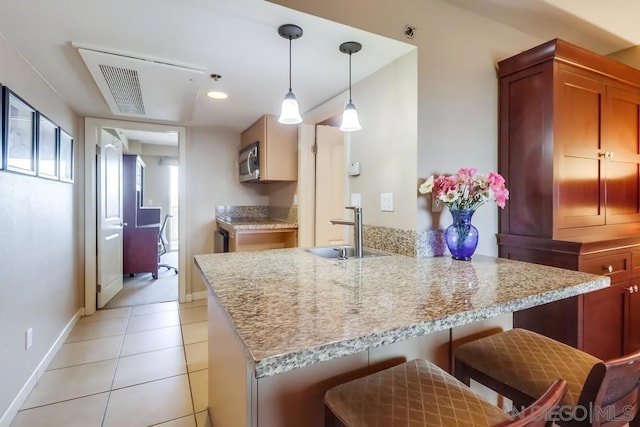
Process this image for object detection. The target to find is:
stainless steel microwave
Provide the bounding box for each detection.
[239,142,260,182]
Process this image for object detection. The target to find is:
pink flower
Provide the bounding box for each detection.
[457,168,477,182]
[486,172,505,188]
[418,168,509,211]
[494,188,510,209]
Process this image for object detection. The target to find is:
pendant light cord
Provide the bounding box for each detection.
[288,37,293,92]
[348,52,353,102]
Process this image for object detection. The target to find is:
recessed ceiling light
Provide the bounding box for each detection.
[207,91,228,100]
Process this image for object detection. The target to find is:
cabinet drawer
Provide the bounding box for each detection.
[632,250,640,277]
[581,252,630,284]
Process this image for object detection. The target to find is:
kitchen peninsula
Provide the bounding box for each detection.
[194,249,609,427]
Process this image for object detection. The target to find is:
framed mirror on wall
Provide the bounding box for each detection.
[59,128,74,183]
[37,112,59,180]
[0,84,3,170]
[3,87,36,175]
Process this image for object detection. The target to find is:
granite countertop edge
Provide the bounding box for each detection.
[251,276,608,378]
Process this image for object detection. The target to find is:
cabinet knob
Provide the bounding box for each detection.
[636,285,639,293]
[600,151,615,159]
[626,286,636,294]
[606,265,614,273]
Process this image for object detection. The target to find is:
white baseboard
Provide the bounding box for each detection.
[0,308,84,427]
[183,291,208,303]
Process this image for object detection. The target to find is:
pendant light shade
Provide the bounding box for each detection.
[278,24,303,125]
[339,41,362,132]
[280,90,302,124]
[340,101,361,132]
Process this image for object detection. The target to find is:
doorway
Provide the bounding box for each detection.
[84,118,187,316]
[104,130,181,308]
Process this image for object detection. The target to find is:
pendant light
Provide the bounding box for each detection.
[278,24,303,124]
[339,41,362,132]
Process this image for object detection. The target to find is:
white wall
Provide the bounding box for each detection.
[140,155,172,240]
[269,0,542,256]
[0,33,80,419]
[349,50,417,229]
[185,127,269,293]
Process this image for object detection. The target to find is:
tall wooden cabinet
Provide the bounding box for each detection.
[497,39,640,360]
[122,154,161,279]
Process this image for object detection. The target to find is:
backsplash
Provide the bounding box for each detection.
[268,206,298,223]
[215,205,298,223]
[363,225,416,257]
[215,205,269,219]
[416,229,447,258]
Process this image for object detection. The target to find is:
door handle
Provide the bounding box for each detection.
[119,222,128,227]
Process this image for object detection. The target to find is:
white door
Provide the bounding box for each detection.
[97,129,124,308]
[315,125,345,246]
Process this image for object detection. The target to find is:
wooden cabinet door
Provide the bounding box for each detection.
[582,282,626,360]
[625,279,640,355]
[241,116,266,148]
[261,115,297,181]
[555,66,606,230]
[603,85,640,225]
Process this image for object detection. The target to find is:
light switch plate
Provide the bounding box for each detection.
[350,193,361,207]
[381,193,394,211]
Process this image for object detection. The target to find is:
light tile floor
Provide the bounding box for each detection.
[11,300,209,427]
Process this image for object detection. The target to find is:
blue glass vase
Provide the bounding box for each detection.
[445,209,479,261]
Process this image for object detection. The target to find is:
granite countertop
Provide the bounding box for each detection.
[194,249,609,379]
[216,216,298,231]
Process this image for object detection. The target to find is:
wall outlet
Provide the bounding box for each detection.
[381,193,394,212]
[432,196,443,212]
[350,193,361,207]
[25,328,33,350]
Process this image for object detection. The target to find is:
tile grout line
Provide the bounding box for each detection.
[179,315,200,422]
[99,311,130,427]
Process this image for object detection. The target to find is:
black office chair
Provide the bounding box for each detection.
[158,214,178,274]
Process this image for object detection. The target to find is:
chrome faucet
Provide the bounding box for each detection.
[330,206,363,258]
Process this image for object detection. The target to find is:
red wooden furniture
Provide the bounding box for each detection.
[122,154,161,279]
[497,39,640,359]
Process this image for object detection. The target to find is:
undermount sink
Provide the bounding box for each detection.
[305,246,391,259]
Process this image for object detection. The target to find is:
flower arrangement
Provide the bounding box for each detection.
[419,167,509,211]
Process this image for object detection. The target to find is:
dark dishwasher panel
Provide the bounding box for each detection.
[214,228,229,253]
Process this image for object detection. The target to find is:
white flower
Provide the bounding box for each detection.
[418,176,434,194]
[441,190,459,203]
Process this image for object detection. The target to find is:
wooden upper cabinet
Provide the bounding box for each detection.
[498,38,640,240]
[241,114,298,182]
[603,85,640,225]
[555,65,606,230]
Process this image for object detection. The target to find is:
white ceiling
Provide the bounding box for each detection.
[119,129,179,146]
[0,0,414,133]
[443,0,638,55]
[1,0,638,137]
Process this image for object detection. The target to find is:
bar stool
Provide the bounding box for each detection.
[454,328,640,427]
[324,358,567,427]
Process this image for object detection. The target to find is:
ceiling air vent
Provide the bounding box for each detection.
[99,65,145,115]
[75,45,206,122]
